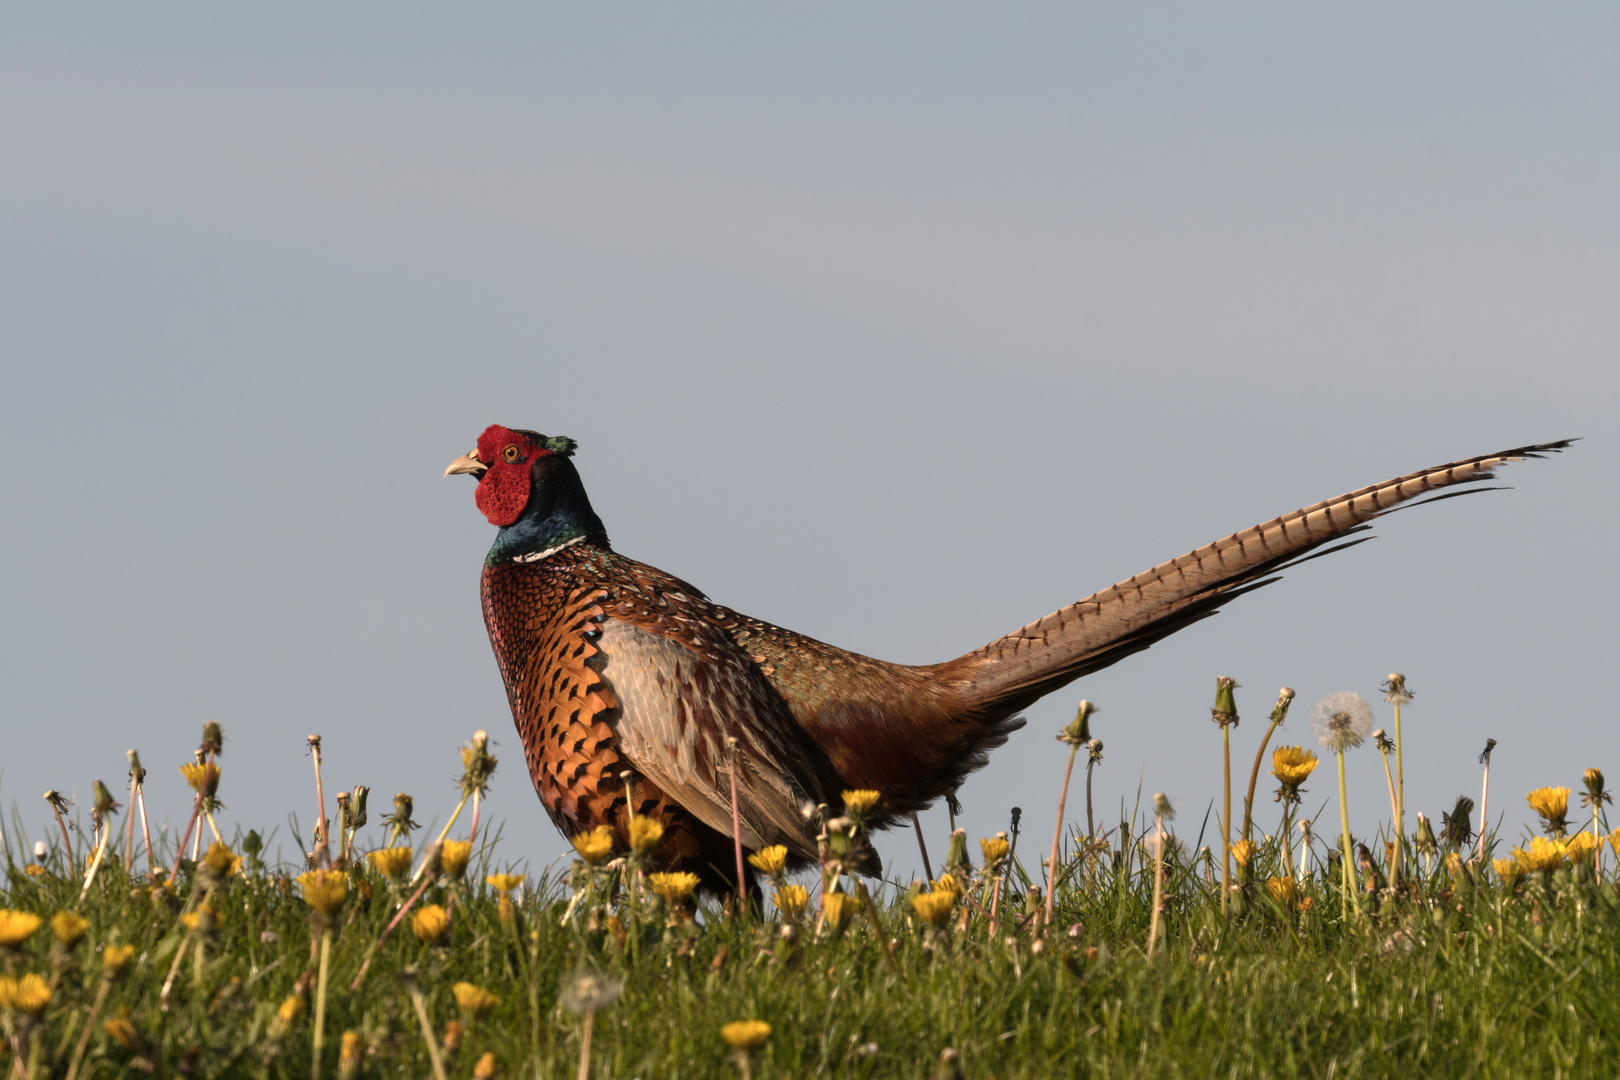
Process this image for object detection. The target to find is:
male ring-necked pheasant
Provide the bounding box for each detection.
[447,427,1571,893]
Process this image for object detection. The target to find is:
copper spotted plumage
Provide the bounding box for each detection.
[447,425,1573,894]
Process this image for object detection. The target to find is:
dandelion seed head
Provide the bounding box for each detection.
[1311,692,1372,753]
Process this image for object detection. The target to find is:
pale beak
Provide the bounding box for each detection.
[443,449,488,478]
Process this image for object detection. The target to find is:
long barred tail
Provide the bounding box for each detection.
[944,439,1577,716]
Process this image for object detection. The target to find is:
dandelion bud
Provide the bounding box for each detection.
[945,829,972,876]
[1582,768,1611,808]
[201,721,224,756]
[821,891,854,934]
[1230,839,1256,867]
[347,785,370,830]
[1088,740,1104,764]
[93,780,120,816]
[1064,700,1097,743]
[1211,677,1240,727]
[1152,793,1175,821]
[1414,813,1437,856]
[473,1052,497,1080]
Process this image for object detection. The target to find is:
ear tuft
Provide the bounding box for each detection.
[544,435,578,457]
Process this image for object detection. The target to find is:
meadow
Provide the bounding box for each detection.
[2,681,1617,1079]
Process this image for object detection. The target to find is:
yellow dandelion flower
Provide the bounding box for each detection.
[485,873,525,894]
[1526,786,1571,835]
[369,846,414,882]
[1231,840,1256,867]
[1444,852,1465,881]
[440,839,472,881]
[773,884,809,920]
[1610,827,1620,857]
[0,973,52,1017]
[1265,876,1297,908]
[296,870,348,917]
[841,790,881,816]
[932,874,963,900]
[0,910,42,949]
[910,889,956,927]
[1512,836,1566,874]
[627,816,663,855]
[102,943,137,975]
[1493,857,1524,889]
[1561,831,1599,865]
[412,903,450,945]
[747,845,788,876]
[179,762,221,797]
[472,1051,498,1080]
[648,872,700,904]
[203,841,239,879]
[338,1030,364,1079]
[979,836,1010,868]
[822,890,853,930]
[51,911,90,947]
[721,1020,772,1051]
[276,994,305,1028]
[24,865,46,879]
[572,824,617,865]
[104,1017,144,1051]
[1270,746,1319,788]
[452,981,500,1017]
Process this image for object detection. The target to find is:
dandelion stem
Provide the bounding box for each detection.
[727,739,746,917]
[63,973,112,1080]
[136,783,154,878]
[1085,754,1097,841]
[1477,750,1492,862]
[170,799,201,883]
[1146,809,1165,962]
[1241,714,1286,843]
[312,928,332,1080]
[309,734,330,868]
[1336,749,1356,918]
[123,765,140,868]
[1393,700,1406,882]
[1377,750,1398,834]
[405,975,450,1080]
[910,812,935,883]
[468,791,482,847]
[49,805,74,875]
[576,1007,596,1080]
[78,814,114,903]
[1044,741,1080,932]
[1221,725,1232,916]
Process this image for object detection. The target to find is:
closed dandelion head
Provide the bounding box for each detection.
[721,1020,771,1052]
[296,870,348,917]
[0,973,52,1017]
[1581,768,1611,808]
[338,1031,364,1079]
[103,1017,144,1051]
[1441,796,1475,848]
[1609,827,1620,857]
[0,910,43,949]
[910,888,956,927]
[92,779,121,817]
[1526,787,1571,836]
[772,884,809,920]
[101,943,137,976]
[1381,674,1413,705]
[648,872,700,905]
[979,834,1010,870]
[440,839,472,881]
[627,816,664,855]
[1152,793,1175,821]
[1414,813,1437,855]
[411,904,450,945]
[821,891,854,931]
[1265,876,1298,908]
[50,911,89,947]
[274,993,306,1034]
[472,1052,497,1080]
[841,789,881,817]
[452,982,500,1018]
[1230,839,1256,868]
[561,971,621,1016]
[747,845,788,877]
[485,873,525,895]
[1311,692,1372,753]
[1062,699,1097,744]
[1211,676,1240,727]
[572,824,617,865]
[369,846,414,882]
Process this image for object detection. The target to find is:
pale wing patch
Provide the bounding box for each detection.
[598,620,819,858]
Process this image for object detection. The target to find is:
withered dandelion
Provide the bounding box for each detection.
[411,904,450,946]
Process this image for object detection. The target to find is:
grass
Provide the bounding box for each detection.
[3,727,1619,1079]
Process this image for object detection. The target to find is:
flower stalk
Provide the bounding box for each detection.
[1382,675,1413,881]
[1241,688,1294,842]
[1210,678,1239,915]
[1045,700,1095,930]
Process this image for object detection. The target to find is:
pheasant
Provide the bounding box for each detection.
[446,426,1571,893]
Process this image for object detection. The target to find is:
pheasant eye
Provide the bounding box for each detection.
[502,445,521,463]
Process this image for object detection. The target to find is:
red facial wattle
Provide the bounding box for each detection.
[473,424,551,527]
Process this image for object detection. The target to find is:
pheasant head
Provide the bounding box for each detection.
[445,424,608,561]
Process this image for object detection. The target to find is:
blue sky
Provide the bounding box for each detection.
[2,5,1615,882]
